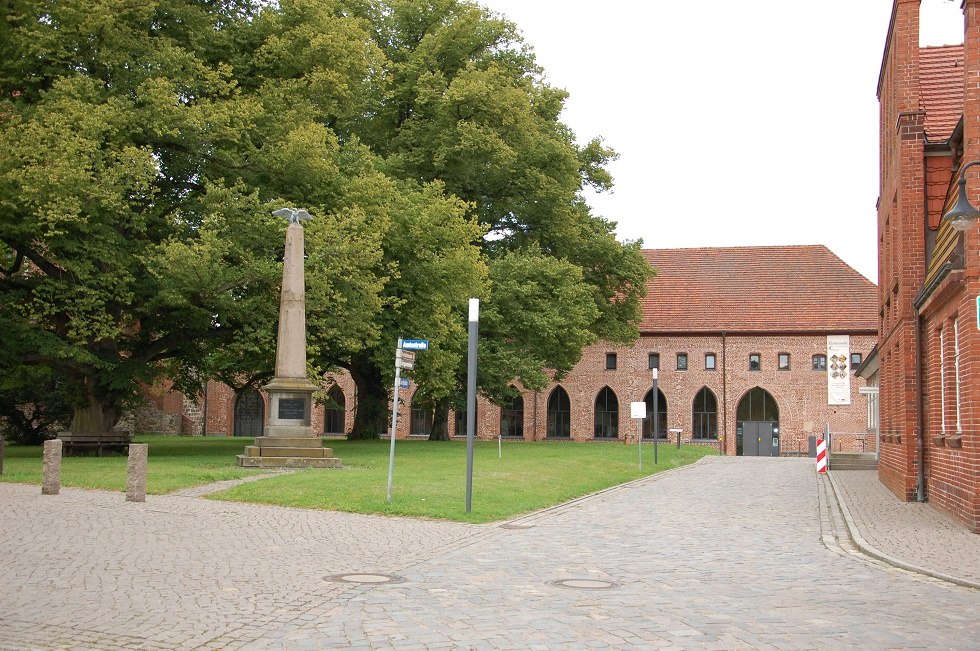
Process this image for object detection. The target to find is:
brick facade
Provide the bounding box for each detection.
[878,0,980,532]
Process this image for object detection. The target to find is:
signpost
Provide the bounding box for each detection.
[631,401,646,469]
[387,337,425,504]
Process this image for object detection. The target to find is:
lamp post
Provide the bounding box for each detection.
[943,160,980,231]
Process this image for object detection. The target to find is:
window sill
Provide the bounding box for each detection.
[944,434,963,449]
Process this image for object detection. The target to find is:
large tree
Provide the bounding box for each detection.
[0,0,396,434]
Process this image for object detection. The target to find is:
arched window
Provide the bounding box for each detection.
[499,392,524,438]
[692,387,718,439]
[454,403,478,437]
[547,387,571,438]
[642,389,668,439]
[234,388,265,437]
[736,387,779,422]
[324,385,345,435]
[411,402,434,436]
[594,387,619,439]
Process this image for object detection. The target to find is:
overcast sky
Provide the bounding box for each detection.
[476,0,965,283]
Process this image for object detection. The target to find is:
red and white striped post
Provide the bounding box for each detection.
[815,437,828,473]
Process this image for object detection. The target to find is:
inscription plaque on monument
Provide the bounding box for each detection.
[278,398,306,420]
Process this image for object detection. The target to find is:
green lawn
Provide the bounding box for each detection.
[0,436,715,523]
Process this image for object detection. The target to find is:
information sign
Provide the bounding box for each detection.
[401,339,429,350]
[630,401,647,419]
[278,398,305,420]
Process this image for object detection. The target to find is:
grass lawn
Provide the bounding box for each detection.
[0,436,715,523]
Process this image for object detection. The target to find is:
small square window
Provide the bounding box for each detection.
[749,353,761,371]
[850,353,863,367]
[648,353,659,370]
[705,353,716,370]
[813,354,827,371]
[778,353,790,370]
[605,353,617,370]
[676,353,688,371]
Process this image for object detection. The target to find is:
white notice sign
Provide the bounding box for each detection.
[630,401,647,419]
[827,335,851,405]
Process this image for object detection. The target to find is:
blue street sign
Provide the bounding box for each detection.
[399,378,410,389]
[401,339,429,350]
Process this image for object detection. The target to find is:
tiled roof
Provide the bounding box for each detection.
[639,246,878,334]
[920,45,963,142]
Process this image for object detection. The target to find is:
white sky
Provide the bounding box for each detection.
[476,0,966,283]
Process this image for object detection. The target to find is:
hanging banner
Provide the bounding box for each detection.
[827,335,851,405]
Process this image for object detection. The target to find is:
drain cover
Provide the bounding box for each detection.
[325,573,404,585]
[549,578,618,590]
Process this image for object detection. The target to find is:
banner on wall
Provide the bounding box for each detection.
[827,335,851,405]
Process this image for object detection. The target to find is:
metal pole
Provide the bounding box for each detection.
[465,299,479,513]
[637,420,642,470]
[386,338,403,504]
[652,368,659,465]
[498,434,502,460]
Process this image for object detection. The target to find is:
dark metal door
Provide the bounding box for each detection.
[234,389,265,437]
[742,422,778,457]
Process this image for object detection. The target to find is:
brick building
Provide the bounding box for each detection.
[137,245,878,459]
[876,0,980,532]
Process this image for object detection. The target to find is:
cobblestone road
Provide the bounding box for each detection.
[1,457,976,650]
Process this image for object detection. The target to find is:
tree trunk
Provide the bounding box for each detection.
[70,379,121,434]
[428,401,450,441]
[347,356,389,439]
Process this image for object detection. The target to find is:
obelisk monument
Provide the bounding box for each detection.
[237,208,340,468]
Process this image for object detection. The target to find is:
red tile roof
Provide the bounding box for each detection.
[920,45,963,142]
[639,246,878,334]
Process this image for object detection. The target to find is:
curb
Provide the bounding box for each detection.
[826,471,980,591]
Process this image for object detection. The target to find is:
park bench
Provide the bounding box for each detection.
[57,431,132,456]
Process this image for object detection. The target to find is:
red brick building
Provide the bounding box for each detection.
[876,0,980,532]
[136,245,878,459]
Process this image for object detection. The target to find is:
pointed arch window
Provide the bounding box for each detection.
[642,389,668,439]
[547,387,571,438]
[500,392,524,438]
[324,386,346,435]
[594,387,619,439]
[692,387,718,439]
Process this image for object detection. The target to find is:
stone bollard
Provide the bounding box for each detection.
[126,443,148,502]
[42,439,62,495]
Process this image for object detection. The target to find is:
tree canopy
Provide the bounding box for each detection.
[0,0,651,441]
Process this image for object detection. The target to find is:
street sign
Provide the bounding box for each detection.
[399,378,410,389]
[395,349,415,370]
[401,339,429,350]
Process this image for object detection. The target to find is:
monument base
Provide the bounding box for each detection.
[236,437,342,469]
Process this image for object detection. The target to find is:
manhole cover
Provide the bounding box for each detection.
[325,573,404,585]
[549,578,619,590]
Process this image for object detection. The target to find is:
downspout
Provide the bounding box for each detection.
[912,261,954,502]
[721,331,728,455]
[914,310,925,502]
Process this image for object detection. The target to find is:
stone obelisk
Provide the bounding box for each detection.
[237,208,340,468]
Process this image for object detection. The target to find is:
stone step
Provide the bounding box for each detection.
[245,446,334,458]
[251,437,325,449]
[236,455,342,469]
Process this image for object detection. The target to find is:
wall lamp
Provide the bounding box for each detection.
[943,160,980,231]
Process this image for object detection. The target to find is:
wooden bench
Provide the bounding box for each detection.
[57,431,132,456]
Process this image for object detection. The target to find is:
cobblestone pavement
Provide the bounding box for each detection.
[829,469,980,587]
[1,457,977,650]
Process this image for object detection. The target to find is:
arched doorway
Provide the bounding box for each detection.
[642,389,668,439]
[736,387,780,456]
[324,385,345,435]
[594,387,619,439]
[234,388,265,437]
[547,386,571,438]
